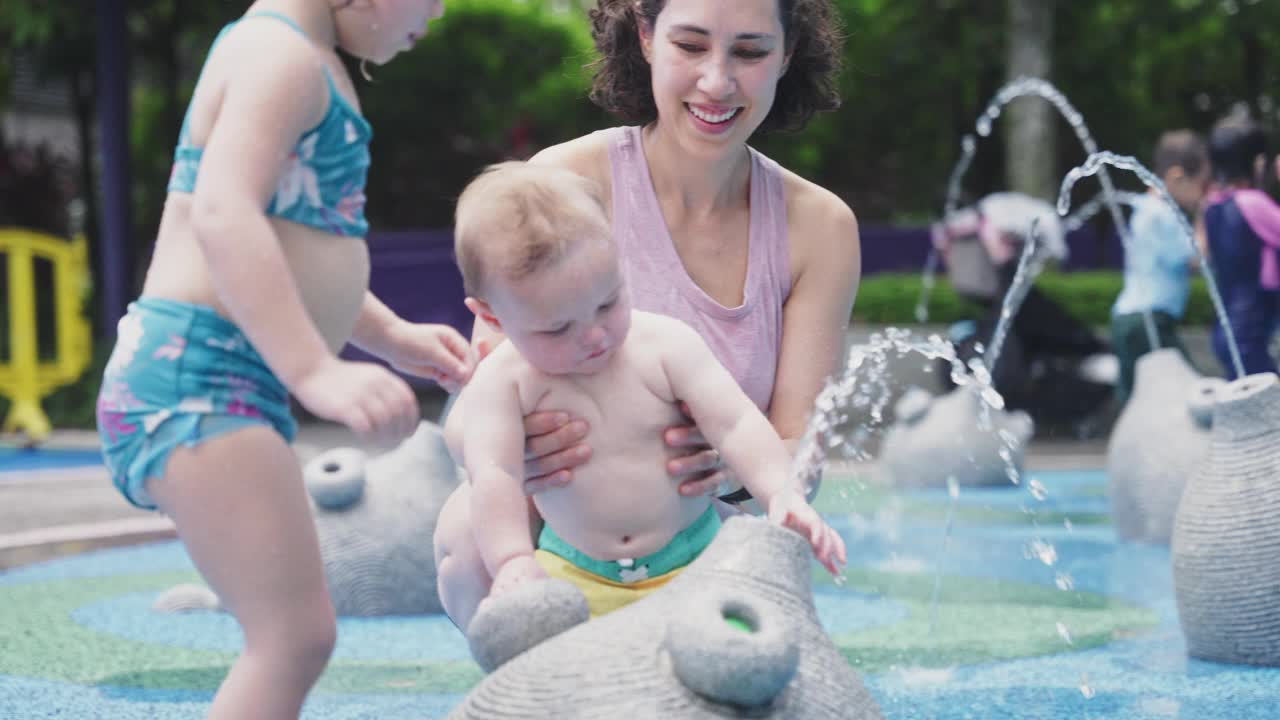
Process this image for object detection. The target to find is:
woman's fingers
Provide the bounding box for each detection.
[522,470,571,496]
[524,444,591,482]
[677,471,724,497]
[524,418,589,460]
[663,424,707,448]
[667,448,720,477]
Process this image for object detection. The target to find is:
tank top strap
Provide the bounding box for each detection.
[607,125,647,258]
[746,146,792,299]
[240,10,311,39]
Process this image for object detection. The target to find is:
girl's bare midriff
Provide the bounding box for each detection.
[141,194,370,353]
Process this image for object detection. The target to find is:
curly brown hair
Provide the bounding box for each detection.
[587,0,843,134]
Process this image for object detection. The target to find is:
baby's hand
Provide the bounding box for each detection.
[291,356,419,447]
[385,322,473,393]
[491,554,547,597]
[767,491,847,576]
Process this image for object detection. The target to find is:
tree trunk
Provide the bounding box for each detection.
[1005,0,1056,201]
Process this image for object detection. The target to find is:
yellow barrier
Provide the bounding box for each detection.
[0,228,93,442]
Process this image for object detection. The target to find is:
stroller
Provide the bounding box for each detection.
[932,193,1116,432]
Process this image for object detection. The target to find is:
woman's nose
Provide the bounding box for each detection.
[697,56,735,98]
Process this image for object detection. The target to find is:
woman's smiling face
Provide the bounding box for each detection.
[639,0,790,153]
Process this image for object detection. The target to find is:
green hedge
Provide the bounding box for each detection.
[855,270,1218,326]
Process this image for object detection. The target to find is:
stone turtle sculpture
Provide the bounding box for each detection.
[1106,349,1223,544]
[453,514,883,719]
[878,384,1034,488]
[1172,372,1280,666]
[155,421,461,616]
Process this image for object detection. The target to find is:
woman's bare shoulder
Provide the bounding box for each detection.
[529,129,615,187]
[777,165,860,268]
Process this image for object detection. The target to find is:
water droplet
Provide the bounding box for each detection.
[946,476,960,499]
[834,573,847,587]
[1027,539,1057,566]
[1055,572,1075,591]
[1079,673,1096,700]
[1063,518,1074,532]
[1057,621,1074,645]
[1006,466,1021,485]
[1029,478,1048,501]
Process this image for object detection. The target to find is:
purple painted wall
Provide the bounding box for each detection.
[858,223,1123,274]
[355,223,1124,387]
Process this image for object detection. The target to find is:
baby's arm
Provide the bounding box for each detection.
[660,319,845,573]
[460,360,546,593]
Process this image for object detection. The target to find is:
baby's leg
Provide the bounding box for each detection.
[434,482,541,632]
[149,426,335,720]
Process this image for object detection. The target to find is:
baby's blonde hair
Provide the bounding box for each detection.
[455,161,611,298]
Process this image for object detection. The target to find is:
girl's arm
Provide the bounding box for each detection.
[350,292,472,392]
[188,28,335,387]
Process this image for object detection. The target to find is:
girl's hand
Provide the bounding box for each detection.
[292,355,420,448]
[520,411,591,495]
[664,402,733,498]
[385,322,473,393]
[767,491,847,576]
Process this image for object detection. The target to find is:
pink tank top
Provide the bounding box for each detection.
[608,125,791,411]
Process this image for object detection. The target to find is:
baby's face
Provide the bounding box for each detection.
[489,238,632,376]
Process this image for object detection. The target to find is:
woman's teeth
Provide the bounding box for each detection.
[689,106,739,124]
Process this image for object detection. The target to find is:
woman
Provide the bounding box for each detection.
[435,0,860,631]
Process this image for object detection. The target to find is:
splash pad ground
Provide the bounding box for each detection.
[1,468,1277,719]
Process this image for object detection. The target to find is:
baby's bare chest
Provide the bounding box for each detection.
[533,363,683,463]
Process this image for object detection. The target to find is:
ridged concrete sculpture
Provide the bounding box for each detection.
[1172,372,1280,666]
[155,421,461,616]
[878,384,1034,488]
[1106,349,1224,544]
[453,515,883,719]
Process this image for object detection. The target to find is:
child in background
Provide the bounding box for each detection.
[94,2,470,717]
[1110,130,1210,404]
[1204,118,1280,378]
[444,162,845,620]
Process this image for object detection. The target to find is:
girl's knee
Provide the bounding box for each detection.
[245,601,337,670]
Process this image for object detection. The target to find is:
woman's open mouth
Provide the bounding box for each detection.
[686,103,742,134]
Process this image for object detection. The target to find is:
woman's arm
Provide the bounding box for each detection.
[769,178,862,496]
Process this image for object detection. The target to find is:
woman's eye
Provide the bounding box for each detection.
[598,300,617,313]
[675,42,705,53]
[541,326,570,337]
[736,49,769,60]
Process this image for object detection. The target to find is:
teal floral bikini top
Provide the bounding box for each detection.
[167,11,371,237]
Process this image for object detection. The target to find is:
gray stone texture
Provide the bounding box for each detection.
[306,421,460,616]
[154,421,461,617]
[450,515,883,719]
[1106,350,1222,544]
[1172,373,1280,666]
[467,578,590,673]
[878,384,1034,488]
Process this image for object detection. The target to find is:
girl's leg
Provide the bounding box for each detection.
[148,426,336,720]
[434,482,542,632]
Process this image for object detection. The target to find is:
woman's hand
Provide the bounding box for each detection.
[520,411,592,495]
[664,403,734,498]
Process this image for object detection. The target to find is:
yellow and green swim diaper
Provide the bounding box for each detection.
[534,505,721,617]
